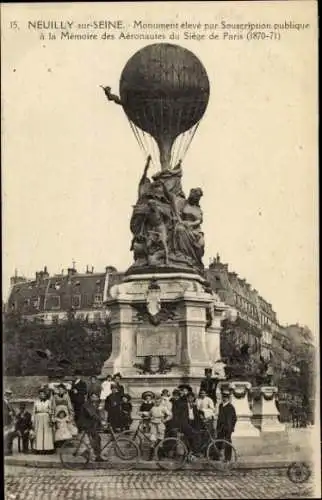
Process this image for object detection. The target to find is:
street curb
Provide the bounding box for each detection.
[5,457,290,471]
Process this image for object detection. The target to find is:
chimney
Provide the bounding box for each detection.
[216,253,220,263]
[43,266,49,278]
[91,266,94,273]
[86,265,89,274]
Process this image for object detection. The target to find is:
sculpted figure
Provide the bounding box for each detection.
[172,188,205,268]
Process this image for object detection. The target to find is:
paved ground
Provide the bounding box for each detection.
[4,465,316,499]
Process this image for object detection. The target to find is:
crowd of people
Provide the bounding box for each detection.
[4,368,237,462]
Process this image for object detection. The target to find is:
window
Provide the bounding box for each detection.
[23,298,30,306]
[94,293,103,306]
[94,312,101,321]
[72,294,81,309]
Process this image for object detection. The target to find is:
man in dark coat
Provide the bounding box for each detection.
[112,373,125,397]
[216,391,237,461]
[78,393,103,462]
[105,383,122,432]
[15,403,33,453]
[200,368,218,404]
[171,389,200,455]
[70,371,87,429]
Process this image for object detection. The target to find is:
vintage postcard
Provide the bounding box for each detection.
[2,1,319,499]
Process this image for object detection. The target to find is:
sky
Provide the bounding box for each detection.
[1,2,318,332]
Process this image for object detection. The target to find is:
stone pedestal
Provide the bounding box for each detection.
[101,272,227,394]
[251,386,286,432]
[205,299,228,366]
[220,381,260,437]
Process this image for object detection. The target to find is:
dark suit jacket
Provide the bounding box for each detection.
[172,397,200,427]
[114,383,125,397]
[70,380,87,407]
[217,402,237,435]
[78,401,101,432]
[15,411,33,433]
[200,378,218,402]
[105,392,122,412]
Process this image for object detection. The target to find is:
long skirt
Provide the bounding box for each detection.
[34,412,54,451]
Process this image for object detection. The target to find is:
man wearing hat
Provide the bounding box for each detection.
[70,370,87,429]
[171,387,200,456]
[112,373,125,396]
[14,403,33,453]
[199,368,218,405]
[104,383,122,432]
[216,390,237,461]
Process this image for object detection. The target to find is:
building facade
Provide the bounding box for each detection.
[7,265,124,325]
[206,254,278,361]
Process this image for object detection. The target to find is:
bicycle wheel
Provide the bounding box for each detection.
[60,436,92,469]
[287,462,311,483]
[119,430,143,448]
[155,437,188,471]
[206,439,237,471]
[101,438,139,470]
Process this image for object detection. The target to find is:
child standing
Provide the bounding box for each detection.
[139,391,155,416]
[139,391,155,434]
[148,395,172,460]
[54,406,73,447]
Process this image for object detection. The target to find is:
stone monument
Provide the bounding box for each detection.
[100,43,229,396]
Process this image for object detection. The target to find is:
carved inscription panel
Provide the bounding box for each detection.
[136,325,178,357]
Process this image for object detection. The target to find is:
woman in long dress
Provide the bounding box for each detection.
[33,388,55,454]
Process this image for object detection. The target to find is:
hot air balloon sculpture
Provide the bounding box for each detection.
[102,43,210,275]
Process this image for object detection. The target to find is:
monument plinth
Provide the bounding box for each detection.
[102,272,227,396]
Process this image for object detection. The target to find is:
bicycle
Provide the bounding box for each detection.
[60,423,139,470]
[119,416,155,459]
[154,419,238,471]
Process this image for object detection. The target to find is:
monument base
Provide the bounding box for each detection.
[102,272,227,379]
